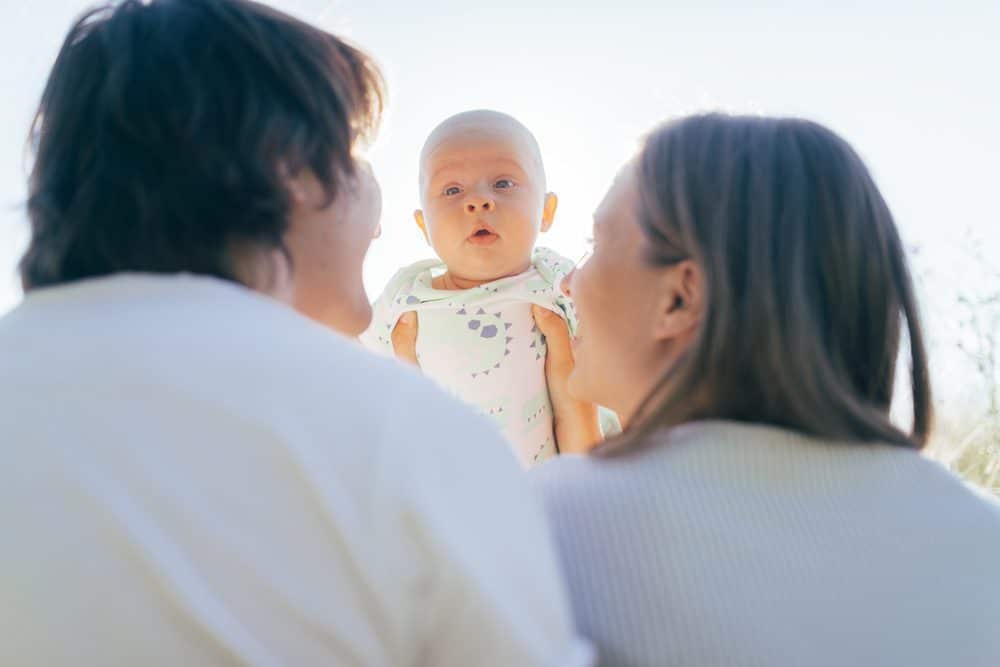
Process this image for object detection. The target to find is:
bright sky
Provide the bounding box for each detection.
[2,0,998,411]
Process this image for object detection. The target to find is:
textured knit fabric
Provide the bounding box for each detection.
[0,273,593,667]
[533,420,1000,667]
[362,247,576,468]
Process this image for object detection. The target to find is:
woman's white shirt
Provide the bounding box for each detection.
[534,420,1000,667]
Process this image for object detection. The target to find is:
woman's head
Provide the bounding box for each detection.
[565,113,931,449]
[22,0,384,335]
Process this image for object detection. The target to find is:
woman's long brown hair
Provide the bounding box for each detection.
[603,114,932,453]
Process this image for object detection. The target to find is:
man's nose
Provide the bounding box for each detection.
[560,268,575,297]
[465,193,495,214]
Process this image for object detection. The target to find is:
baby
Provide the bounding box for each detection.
[362,110,580,468]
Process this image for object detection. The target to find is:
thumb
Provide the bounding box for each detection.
[532,305,573,368]
[531,304,562,338]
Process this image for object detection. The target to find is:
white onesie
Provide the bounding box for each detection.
[362,247,578,468]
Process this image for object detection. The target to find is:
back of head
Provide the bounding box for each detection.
[22,0,383,289]
[624,113,931,450]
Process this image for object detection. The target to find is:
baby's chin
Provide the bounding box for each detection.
[449,252,534,283]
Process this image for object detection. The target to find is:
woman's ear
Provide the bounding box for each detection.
[541,192,558,232]
[653,259,703,341]
[413,209,430,244]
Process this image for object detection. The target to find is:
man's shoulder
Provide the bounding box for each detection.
[285,322,503,451]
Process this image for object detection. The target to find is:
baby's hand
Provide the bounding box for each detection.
[391,311,419,367]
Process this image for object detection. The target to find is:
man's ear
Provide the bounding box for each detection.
[541,192,558,233]
[653,260,703,341]
[413,209,430,244]
[285,166,318,207]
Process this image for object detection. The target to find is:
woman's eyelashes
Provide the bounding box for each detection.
[494,178,516,190]
[443,184,462,197]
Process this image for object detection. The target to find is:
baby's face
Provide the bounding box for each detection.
[418,122,551,283]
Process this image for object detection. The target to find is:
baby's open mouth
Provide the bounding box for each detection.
[467,225,499,245]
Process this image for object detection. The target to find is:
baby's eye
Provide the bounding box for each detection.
[494,178,515,190]
[443,185,462,197]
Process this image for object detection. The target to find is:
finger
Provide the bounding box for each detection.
[391,311,419,366]
[532,305,573,372]
[531,306,601,454]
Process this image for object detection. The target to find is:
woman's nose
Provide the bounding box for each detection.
[465,195,495,214]
[560,268,575,298]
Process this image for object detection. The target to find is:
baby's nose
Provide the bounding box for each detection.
[465,195,495,214]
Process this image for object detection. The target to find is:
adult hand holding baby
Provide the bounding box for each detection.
[530,305,603,455]
[390,311,419,366]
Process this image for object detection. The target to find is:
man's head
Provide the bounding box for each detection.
[415,110,557,284]
[22,0,384,335]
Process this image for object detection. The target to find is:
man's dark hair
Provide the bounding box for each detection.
[608,113,932,452]
[21,0,384,289]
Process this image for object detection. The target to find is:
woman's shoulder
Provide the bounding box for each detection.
[533,420,1000,530]
[530,449,656,522]
[530,455,611,539]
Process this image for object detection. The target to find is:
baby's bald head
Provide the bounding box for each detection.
[413,110,557,284]
[419,110,546,192]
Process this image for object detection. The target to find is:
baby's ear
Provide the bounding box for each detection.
[541,192,558,233]
[413,209,430,244]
